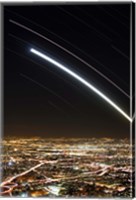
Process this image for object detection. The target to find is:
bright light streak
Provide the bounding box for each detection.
[30,48,132,122]
[10,19,129,98]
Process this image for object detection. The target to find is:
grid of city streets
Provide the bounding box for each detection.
[0,137,133,198]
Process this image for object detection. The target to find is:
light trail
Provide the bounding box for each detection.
[9,19,129,98]
[30,48,132,122]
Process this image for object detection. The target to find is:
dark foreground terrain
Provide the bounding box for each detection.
[0,137,133,198]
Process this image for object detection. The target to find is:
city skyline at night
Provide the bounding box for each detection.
[1,2,134,198]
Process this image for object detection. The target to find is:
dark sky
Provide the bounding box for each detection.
[4,3,131,138]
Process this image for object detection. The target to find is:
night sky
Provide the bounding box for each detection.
[4,3,131,138]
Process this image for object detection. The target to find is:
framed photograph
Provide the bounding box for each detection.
[0,1,135,198]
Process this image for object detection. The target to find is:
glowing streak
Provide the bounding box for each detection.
[10,19,129,98]
[30,48,132,122]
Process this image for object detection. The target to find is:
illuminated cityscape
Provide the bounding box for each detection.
[0,137,133,197]
[2,2,134,198]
